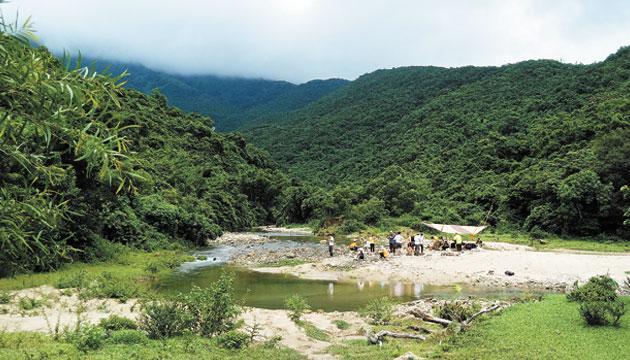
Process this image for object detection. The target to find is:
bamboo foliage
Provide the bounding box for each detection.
[0,31,142,274]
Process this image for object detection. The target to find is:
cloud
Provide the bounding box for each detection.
[3,0,629,83]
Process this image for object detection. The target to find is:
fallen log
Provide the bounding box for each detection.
[368,330,426,345]
[409,309,452,327]
[462,304,502,326]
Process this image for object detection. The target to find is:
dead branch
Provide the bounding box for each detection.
[462,304,502,327]
[409,309,452,327]
[368,330,426,345]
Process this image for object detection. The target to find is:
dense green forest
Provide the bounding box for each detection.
[77,58,348,131]
[245,48,630,238]
[0,36,301,276]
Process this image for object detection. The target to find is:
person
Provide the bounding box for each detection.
[414,233,424,255]
[475,236,483,248]
[349,239,358,251]
[378,246,389,259]
[364,237,372,252]
[388,233,396,255]
[327,234,335,257]
[440,236,449,251]
[357,247,365,260]
[406,237,414,255]
[393,231,404,255]
[368,235,376,252]
[454,234,463,251]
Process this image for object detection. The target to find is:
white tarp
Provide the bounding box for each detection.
[422,222,487,235]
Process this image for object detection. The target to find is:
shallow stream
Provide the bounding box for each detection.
[157,232,527,311]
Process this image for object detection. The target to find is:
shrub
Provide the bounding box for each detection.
[0,291,11,304]
[65,325,107,352]
[362,297,393,325]
[55,271,88,289]
[579,300,626,326]
[215,330,250,349]
[83,272,138,302]
[333,319,351,330]
[568,275,626,326]
[285,294,310,322]
[338,219,365,234]
[99,315,138,332]
[178,272,240,337]
[139,301,193,339]
[567,275,618,303]
[109,329,149,345]
[18,296,43,310]
[434,301,480,322]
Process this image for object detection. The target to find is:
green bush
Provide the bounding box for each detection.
[0,291,11,304]
[338,219,366,234]
[99,315,138,332]
[109,329,149,345]
[579,300,626,326]
[215,330,250,349]
[362,297,393,325]
[285,294,311,322]
[65,325,107,352]
[333,319,351,330]
[434,301,481,322]
[567,275,626,326]
[18,296,43,310]
[139,301,193,339]
[567,275,618,303]
[83,272,138,302]
[178,272,240,337]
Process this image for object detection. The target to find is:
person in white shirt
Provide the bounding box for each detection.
[327,235,335,257]
[413,233,424,255]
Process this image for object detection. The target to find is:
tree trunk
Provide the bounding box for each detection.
[462,304,502,327]
[409,309,452,327]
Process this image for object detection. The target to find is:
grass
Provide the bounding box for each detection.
[479,233,630,253]
[0,250,191,293]
[298,321,331,342]
[437,295,630,359]
[0,332,304,359]
[333,319,351,330]
[331,296,630,360]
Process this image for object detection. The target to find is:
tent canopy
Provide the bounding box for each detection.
[422,222,487,235]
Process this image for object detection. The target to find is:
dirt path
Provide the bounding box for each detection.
[254,243,630,291]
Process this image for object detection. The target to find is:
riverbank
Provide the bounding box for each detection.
[216,231,630,293]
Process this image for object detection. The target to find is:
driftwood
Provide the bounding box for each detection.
[409,309,452,327]
[462,304,502,327]
[368,330,426,345]
[409,303,504,329]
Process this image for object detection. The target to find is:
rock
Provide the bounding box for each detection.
[394,351,423,360]
[504,270,515,276]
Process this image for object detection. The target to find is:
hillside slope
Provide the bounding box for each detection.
[246,48,630,236]
[0,37,292,275]
[79,58,348,131]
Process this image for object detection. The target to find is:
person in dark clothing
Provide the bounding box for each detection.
[388,233,396,255]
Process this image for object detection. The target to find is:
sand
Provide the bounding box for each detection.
[254,242,630,291]
[0,286,140,333]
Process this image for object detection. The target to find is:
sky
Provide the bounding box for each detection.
[3,0,630,83]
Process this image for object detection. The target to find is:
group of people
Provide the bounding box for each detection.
[327,231,483,260]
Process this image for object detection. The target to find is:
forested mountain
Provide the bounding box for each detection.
[245,47,630,237]
[77,58,348,131]
[0,37,295,275]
